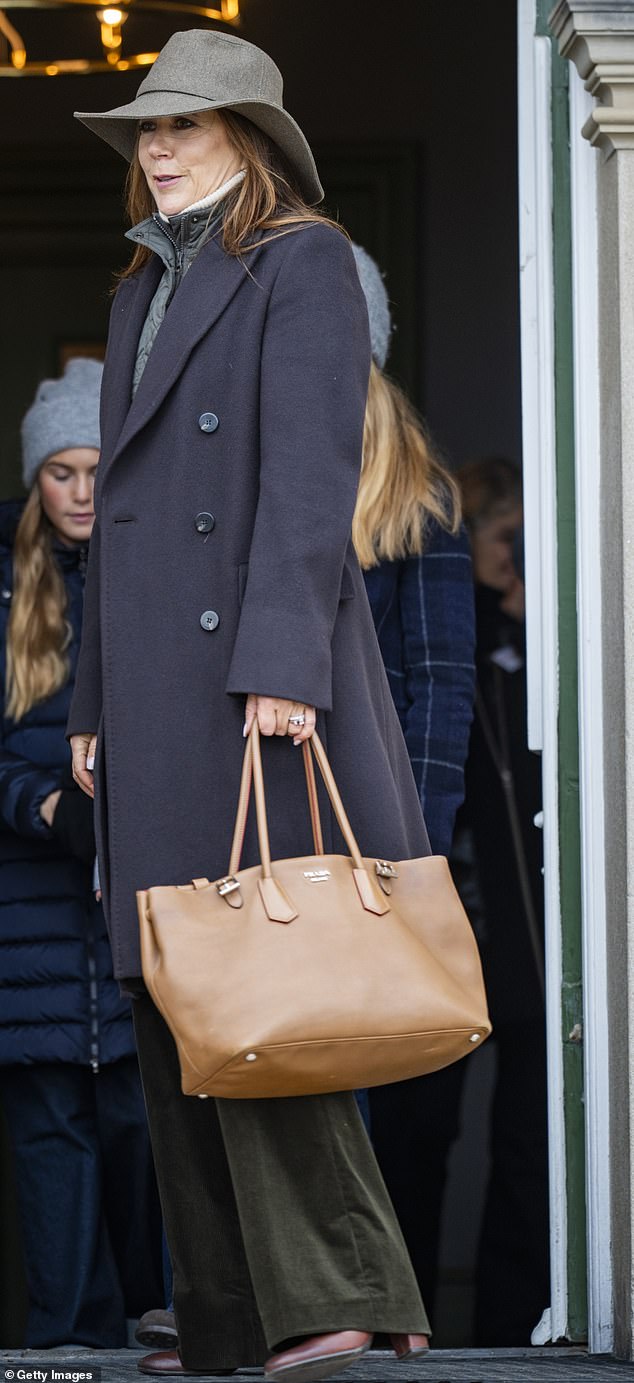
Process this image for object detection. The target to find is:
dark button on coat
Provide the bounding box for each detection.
[68,223,431,979]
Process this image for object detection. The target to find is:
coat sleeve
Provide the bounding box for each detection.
[66,515,103,736]
[399,521,476,855]
[0,652,60,839]
[225,225,371,711]
[0,747,61,839]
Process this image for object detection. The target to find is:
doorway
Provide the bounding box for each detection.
[0,0,563,1352]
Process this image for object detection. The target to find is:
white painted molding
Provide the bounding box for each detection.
[551,1,634,154]
[519,14,548,756]
[569,67,614,1354]
[518,0,569,1339]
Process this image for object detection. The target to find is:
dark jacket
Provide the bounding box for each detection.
[68,221,432,979]
[363,521,475,856]
[460,584,544,1024]
[0,500,135,1066]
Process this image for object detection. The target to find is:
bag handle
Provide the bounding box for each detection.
[224,724,389,921]
[229,724,364,874]
[303,739,324,856]
[228,733,322,876]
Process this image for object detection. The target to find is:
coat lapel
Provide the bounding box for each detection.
[99,260,163,464]
[104,236,257,472]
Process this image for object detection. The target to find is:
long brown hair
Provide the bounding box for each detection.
[5,488,71,722]
[121,108,343,279]
[352,363,461,570]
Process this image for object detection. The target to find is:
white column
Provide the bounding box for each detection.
[569,66,612,1356]
[518,0,569,1341]
[551,0,634,1357]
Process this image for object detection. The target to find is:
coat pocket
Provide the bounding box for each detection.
[339,557,356,601]
[237,562,249,606]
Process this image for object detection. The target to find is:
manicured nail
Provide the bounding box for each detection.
[293,737,301,746]
[243,723,248,738]
[87,755,95,770]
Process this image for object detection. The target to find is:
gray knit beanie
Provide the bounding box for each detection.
[21,357,103,490]
[351,243,392,370]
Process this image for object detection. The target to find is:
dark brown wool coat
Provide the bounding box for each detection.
[68,221,431,978]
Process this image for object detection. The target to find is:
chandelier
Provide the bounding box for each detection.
[0,0,239,74]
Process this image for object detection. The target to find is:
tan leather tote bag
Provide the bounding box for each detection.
[137,725,491,1098]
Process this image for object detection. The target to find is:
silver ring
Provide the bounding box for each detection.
[288,714,306,727]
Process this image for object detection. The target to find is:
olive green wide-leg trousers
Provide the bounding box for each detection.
[133,994,429,1371]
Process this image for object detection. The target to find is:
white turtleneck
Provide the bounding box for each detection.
[157,168,246,223]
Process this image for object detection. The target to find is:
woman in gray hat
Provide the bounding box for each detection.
[69,30,431,1382]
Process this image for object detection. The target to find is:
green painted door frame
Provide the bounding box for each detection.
[536,0,587,1341]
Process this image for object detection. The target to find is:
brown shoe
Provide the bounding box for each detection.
[135,1310,178,1350]
[264,1331,372,1383]
[390,1332,430,1360]
[138,1350,236,1377]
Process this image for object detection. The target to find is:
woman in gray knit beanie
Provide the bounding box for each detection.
[9,356,103,720]
[0,356,164,1347]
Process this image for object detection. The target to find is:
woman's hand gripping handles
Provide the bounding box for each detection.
[244,695,316,746]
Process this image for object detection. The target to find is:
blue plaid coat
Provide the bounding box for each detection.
[363,520,475,855]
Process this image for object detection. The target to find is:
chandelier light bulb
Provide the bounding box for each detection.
[0,0,241,74]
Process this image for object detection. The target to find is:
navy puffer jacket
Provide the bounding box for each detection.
[0,500,135,1067]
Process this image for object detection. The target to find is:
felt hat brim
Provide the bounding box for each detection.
[75,90,324,204]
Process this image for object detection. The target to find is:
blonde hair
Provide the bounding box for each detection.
[352,362,461,570]
[120,108,343,279]
[5,488,71,722]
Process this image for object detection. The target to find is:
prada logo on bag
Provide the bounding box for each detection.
[303,870,331,882]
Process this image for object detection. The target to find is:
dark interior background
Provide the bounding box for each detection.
[0,0,520,497]
[0,0,520,1347]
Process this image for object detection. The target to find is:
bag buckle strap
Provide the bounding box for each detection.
[217,875,240,897]
[375,860,398,879]
[375,859,398,896]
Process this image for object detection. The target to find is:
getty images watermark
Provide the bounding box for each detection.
[2,1369,101,1382]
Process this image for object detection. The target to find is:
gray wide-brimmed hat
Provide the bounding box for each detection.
[74,29,324,204]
